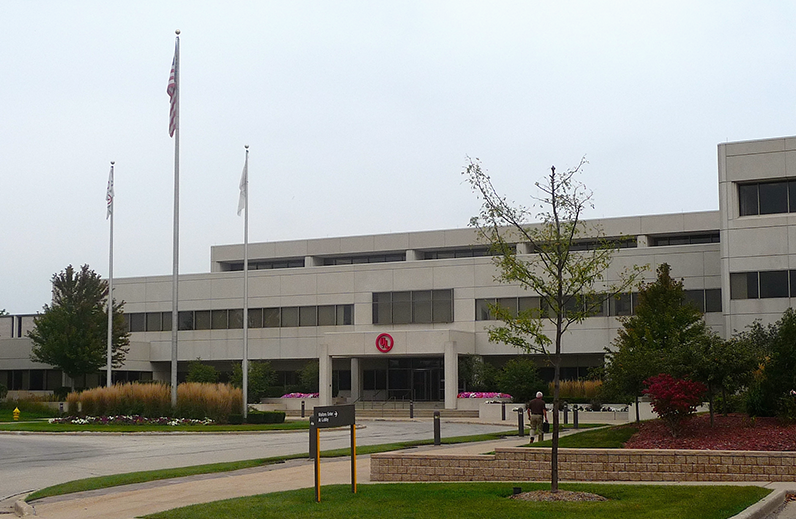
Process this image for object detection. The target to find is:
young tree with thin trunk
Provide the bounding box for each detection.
[465,158,641,492]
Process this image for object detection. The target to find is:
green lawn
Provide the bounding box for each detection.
[143,482,771,519]
[0,420,310,432]
[529,424,638,449]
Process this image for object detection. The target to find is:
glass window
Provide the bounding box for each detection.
[194,310,211,330]
[129,313,146,332]
[299,306,317,326]
[162,312,172,332]
[263,308,280,327]
[211,310,228,329]
[563,296,582,317]
[496,298,518,318]
[247,308,262,328]
[373,292,392,325]
[738,184,758,216]
[178,311,194,331]
[318,305,336,326]
[730,272,758,299]
[337,304,353,325]
[432,289,453,323]
[790,182,796,213]
[228,309,243,329]
[413,290,433,323]
[610,293,633,316]
[584,294,607,317]
[759,270,788,298]
[146,312,162,332]
[683,290,705,312]
[518,296,541,315]
[759,182,788,215]
[475,299,494,321]
[281,307,299,327]
[392,292,412,324]
[705,289,722,313]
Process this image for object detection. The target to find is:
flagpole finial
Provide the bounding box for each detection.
[175,29,181,35]
[110,161,115,166]
[244,144,249,150]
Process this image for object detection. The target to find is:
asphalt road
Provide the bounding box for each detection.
[0,419,514,499]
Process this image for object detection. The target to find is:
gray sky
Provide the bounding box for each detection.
[2,1,795,314]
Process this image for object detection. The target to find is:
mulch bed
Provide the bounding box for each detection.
[623,413,796,451]
[511,490,608,502]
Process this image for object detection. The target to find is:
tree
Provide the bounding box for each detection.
[459,354,500,393]
[28,265,129,386]
[496,357,544,404]
[603,263,714,421]
[643,373,706,438]
[0,309,7,316]
[232,361,277,404]
[186,359,220,383]
[299,361,319,393]
[465,158,641,492]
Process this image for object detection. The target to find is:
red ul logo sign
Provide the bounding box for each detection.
[376,333,394,353]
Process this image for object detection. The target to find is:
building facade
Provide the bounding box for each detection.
[2,135,795,408]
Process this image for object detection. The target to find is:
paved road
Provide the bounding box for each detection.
[0,419,514,500]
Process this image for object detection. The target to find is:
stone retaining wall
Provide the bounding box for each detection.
[371,448,796,482]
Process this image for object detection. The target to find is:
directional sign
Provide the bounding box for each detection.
[313,404,355,429]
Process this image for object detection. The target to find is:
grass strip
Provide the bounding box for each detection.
[26,431,514,501]
[529,424,638,449]
[142,482,772,519]
[0,421,310,433]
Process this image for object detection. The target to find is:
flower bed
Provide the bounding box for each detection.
[457,392,512,399]
[280,392,319,399]
[48,415,214,426]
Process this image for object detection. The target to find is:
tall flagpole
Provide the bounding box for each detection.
[238,145,250,418]
[168,30,181,407]
[106,161,115,387]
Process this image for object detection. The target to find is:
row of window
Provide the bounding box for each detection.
[124,304,354,332]
[650,233,720,247]
[225,259,305,271]
[730,270,796,300]
[372,290,454,324]
[324,253,406,265]
[475,288,722,321]
[739,179,796,217]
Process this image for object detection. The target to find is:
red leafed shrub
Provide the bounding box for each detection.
[643,373,707,438]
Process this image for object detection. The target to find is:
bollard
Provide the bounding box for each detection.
[563,406,568,425]
[501,401,506,421]
[513,487,522,495]
[410,400,414,419]
[433,411,441,445]
[301,400,305,418]
[573,407,579,429]
[516,408,524,437]
[59,402,64,413]
[13,407,20,421]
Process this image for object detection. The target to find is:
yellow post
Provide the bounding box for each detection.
[13,407,20,421]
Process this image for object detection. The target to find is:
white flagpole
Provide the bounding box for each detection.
[106,161,115,387]
[240,145,250,417]
[169,30,181,407]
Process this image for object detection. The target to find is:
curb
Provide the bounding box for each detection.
[731,488,790,519]
[14,499,35,517]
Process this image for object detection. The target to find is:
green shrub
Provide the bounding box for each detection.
[52,386,71,401]
[186,359,220,383]
[0,383,7,400]
[228,414,243,424]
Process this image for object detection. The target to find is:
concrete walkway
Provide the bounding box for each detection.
[16,432,796,519]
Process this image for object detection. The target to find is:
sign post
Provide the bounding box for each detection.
[311,404,356,503]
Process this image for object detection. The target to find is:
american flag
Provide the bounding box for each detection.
[167,44,178,137]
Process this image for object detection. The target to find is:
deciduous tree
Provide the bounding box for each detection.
[465,158,641,491]
[28,265,128,386]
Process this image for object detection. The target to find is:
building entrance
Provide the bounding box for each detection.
[363,358,444,401]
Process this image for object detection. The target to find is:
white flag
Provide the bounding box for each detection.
[106,164,114,219]
[237,153,248,216]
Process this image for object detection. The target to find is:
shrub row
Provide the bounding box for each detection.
[66,382,243,423]
[228,410,286,424]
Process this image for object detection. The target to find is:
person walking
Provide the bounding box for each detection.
[526,391,548,443]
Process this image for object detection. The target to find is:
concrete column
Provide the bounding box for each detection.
[305,255,323,267]
[444,341,458,410]
[516,243,532,255]
[406,249,420,261]
[318,344,333,406]
[636,235,649,247]
[350,357,360,403]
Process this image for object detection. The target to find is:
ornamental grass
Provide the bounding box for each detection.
[66,382,241,423]
[553,379,602,400]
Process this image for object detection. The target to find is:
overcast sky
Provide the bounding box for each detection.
[2,1,795,314]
